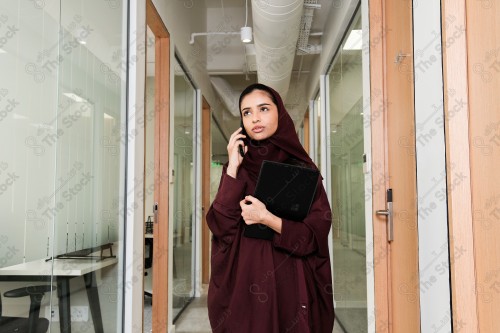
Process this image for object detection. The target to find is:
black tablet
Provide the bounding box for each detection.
[243,160,319,240]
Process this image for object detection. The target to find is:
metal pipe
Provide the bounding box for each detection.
[189,31,240,45]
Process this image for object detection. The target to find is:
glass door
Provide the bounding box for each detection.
[328,9,369,332]
[172,59,196,320]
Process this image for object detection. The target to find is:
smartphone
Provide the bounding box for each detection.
[238,142,245,157]
[238,120,246,157]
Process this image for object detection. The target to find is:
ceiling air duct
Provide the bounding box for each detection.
[210,76,241,117]
[251,0,304,98]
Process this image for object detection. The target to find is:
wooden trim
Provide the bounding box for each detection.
[441,0,478,331]
[148,0,170,331]
[303,110,310,154]
[369,0,390,331]
[152,36,170,333]
[147,0,169,38]
[201,98,211,285]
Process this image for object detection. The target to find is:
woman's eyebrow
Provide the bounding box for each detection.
[241,103,271,112]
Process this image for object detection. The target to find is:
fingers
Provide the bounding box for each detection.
[244,195,261,205]
[229,127,246,142]
[239,199,248,209]
[240,196,267,225]
[227,128,246,151]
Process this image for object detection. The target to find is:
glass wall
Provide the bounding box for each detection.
[143,26,155,331]
[328,10,368,332]
[0,1,127,332]
[172,59,196,320]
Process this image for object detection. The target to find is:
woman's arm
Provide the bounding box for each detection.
[273,184,331,256]
[206,128,249,243]
[206,166,247,243]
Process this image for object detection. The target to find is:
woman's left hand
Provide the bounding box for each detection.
[240,195,283,233]
[239,195,269,225]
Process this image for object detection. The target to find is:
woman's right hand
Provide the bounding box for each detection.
[226,127,247,178]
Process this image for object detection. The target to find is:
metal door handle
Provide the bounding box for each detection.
[153,203,158,224]
[376,189,393,242]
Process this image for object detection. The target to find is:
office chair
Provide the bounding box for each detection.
[0,285,54,333]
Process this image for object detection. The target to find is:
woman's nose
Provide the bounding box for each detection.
[252,114,261,123]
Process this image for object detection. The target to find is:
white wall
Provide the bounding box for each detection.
[413,1,452,331]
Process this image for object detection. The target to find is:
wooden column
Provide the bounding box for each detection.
[147,1,171,332]
[369,0,390,330]
[441,1,479,331]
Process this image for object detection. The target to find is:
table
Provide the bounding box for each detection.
[0,257,118,333]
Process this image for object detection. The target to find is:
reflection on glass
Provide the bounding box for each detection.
[0,0,127,331]
[329,10,368,333]
[210,118,226,203]
[143,25,156,329]
[172,61,196,320]
[314,96,321,168]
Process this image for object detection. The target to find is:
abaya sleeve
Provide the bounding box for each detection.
[272,181,331,257]
[206,165,247,242]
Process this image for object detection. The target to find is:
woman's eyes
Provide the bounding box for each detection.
[242,107,268,116]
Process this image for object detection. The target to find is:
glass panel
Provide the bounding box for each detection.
[143,26,155,331]
[210,118,227,202]
[329,10,368,333]
[172,60,196,320]
[0,0,127,332]
[0,2,60,276]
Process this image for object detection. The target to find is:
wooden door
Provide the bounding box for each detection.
[370,0,420,331]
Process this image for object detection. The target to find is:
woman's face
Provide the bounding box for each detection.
[240,90,279,141]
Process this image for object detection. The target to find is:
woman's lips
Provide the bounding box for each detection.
[252,126,264,133]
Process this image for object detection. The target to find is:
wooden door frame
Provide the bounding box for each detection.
[369,0,391,330]
[369,0,420,331]
[201,98,211,284]
[147,1,170,332]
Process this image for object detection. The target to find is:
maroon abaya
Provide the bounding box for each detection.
[207,84,335,333]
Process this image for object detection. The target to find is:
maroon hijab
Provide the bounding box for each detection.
[239,83,317,179]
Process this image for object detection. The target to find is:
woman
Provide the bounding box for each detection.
[207,83,334,333]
